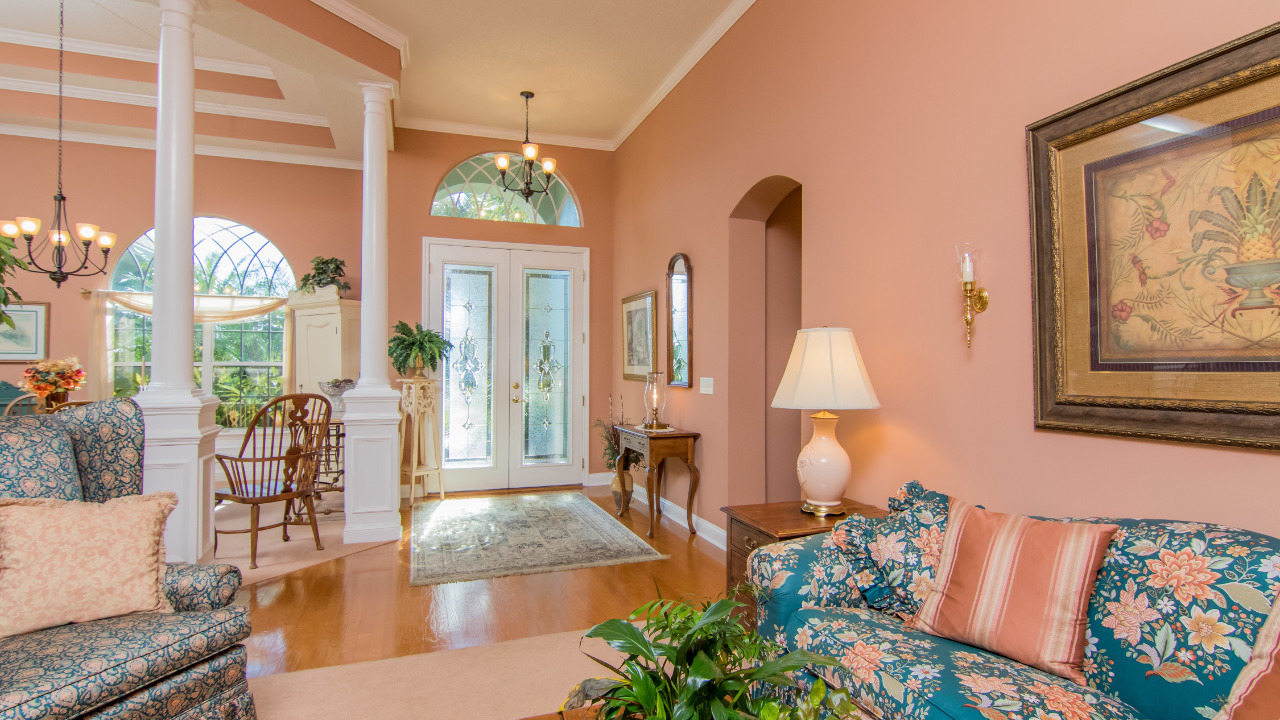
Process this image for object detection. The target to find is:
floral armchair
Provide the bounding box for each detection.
[0,399,257,720]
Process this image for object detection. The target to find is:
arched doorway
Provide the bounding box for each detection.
[726,176,803,505]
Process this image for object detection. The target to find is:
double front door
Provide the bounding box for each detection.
[425,240,587,491]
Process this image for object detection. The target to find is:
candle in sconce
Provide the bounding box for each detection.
[960,253,974,282]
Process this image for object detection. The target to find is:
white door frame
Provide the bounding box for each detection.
[422,237,590,489]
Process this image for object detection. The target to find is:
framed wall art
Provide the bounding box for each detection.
[621,290,657,381]
[0,303,49,363]
[1029,22,1280,448]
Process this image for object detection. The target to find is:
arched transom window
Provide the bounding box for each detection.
[431,152,581,227]
[108,217,296,428]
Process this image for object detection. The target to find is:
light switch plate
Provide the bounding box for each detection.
[699,377,714,394]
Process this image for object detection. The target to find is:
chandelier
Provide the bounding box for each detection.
[0,0,113,288]
[492,91,558,201]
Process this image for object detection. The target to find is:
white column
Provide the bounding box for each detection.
[342,81,403,544]
[135,0,220,564]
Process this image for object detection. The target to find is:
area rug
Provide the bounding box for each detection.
[249,629,624,720]
[409,492,665,585]
[209,492,395,586]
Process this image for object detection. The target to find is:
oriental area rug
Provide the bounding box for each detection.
[409,492,665,585]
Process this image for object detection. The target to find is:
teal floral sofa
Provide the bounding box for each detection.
[0,399,257,720]
[748,481,1280,720]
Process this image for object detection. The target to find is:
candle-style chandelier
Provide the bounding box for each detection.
[0,0,113,288]
[492,91,558,201]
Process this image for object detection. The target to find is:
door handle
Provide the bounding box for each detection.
[513,396,522,403]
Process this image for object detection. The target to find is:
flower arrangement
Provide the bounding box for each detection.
[21,356,86,398]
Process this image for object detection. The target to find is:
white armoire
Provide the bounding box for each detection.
[287,285,360,396]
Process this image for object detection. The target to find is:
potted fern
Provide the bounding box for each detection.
[387,321,452,377]
[567,594,859,719]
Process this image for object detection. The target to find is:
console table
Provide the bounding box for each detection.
[615,425,700,538]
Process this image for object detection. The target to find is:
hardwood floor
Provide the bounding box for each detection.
[240,485,727,678]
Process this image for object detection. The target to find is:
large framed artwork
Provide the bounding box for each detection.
[0,303,49,363]
[1029,22,1280,448]
[621,290,657,381]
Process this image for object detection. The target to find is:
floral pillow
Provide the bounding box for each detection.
[830,480,951,617]
[1073,517,1280,720]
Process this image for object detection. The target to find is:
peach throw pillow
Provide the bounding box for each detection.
[0,492,177,638]
[909,500,1118,684]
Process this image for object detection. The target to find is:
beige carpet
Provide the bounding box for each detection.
[210,492,394,586]
[249,629,625,720]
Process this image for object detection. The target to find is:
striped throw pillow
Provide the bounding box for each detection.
[1216,600,1280,720]
[910,500,1118,684]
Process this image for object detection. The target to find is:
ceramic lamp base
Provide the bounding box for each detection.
[795,411,852,514]
[801,500,846,517]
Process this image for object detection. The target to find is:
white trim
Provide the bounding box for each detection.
[629,482,727,551]
[611,0,756,149]
[586,471,614,487]
[0,123,362,170]
[395,116,615,152]
[309,0,410,69]
[0,28,275,79]
[0,77,327,126]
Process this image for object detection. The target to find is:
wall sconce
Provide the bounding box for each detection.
[643,372,668,429]
[957,244,989,347]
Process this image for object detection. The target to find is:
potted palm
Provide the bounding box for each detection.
[566,594,859,719]
[387,321,452,377]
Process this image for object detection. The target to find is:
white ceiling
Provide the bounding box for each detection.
[0,0,755,165]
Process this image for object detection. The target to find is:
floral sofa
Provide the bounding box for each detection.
[748,482,1280,720]
[0,399,257,720]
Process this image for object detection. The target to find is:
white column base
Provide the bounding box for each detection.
[136,390,220,563]
[341,387,403,544]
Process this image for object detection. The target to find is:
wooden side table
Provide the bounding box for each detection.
[615,425,700,538]
[721,500,887,624]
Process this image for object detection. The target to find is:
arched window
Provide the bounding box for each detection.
[108,217,296,428]
[430,152,581,227]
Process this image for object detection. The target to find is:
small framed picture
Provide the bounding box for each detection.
[0,303,49,363]
[621,291,657,381]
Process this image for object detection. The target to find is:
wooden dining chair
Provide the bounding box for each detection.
[214,393,332,569]
[4,394,44,416]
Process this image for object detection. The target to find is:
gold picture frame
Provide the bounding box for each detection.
[621,290,657,381]
[1029,22,1280,449]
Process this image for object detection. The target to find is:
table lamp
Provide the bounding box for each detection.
[771,327,880,516]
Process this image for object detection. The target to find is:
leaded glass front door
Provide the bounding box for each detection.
[426,241,586,491]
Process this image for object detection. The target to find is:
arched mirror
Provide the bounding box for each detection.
[667,253,692,387]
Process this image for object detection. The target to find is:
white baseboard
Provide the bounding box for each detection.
[629,483,727,552]
[586,472,614,487]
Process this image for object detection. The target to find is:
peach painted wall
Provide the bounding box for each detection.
[386,128,616,473]
[612,0,1280,535]
[763,188,802,502]
[0,129,616,472]
[0,134,361,390]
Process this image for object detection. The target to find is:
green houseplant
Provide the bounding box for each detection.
[567,594,859,720]
[0,230,27,328]
[298,256,351,295]
[387,321,452,377]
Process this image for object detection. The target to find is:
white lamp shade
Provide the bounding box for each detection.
[771,327,880,410]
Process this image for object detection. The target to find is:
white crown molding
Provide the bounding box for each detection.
[0,123,361,170]
[0,28,276,80]
[395,115,616,152]
[0,77,327,126]
[309,0,410,69]
[611,0,756,149]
